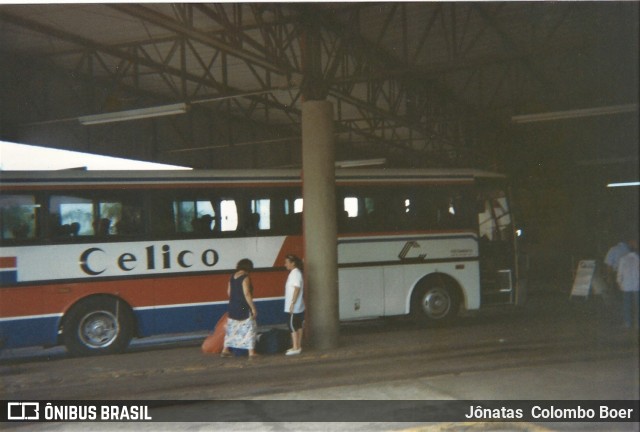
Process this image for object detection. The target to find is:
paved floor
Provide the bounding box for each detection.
[2,289,638,432]
[251,356,639,401]
[4,337,638,431]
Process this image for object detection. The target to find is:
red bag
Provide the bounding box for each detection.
[201,312,228,354]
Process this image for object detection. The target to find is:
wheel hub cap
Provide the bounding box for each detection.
[79,311,118,348]
[423,289,450,318]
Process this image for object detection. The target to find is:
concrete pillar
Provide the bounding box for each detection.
[302,100,339,350]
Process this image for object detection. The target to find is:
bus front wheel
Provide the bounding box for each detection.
[411,279,459,324]
[63,296,134,356]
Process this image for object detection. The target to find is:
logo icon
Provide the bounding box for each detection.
[7,402,40,421]
[398,241,427,261]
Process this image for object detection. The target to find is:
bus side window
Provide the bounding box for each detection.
[426,189,468,230]
[192,214,215,234]
[387,194,413,232]
[195,200,216,234]
[0,194,38,241]
[174,199,216,235]
[283,196,302,235]
[252,199,271,231]
[478,189,512,241]
[435,191,459,229]
[115,203,143,236]
[219,199,239,234]
[363,196,383,232]
[340,196,361,233]
[148,197,177,237]
[415,198,438,230]
[49,195,94,237]
[268,195,285,234]
[94,202,115,236]
[94,217,112,236]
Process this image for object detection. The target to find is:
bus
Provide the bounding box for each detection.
[0,169,524,355]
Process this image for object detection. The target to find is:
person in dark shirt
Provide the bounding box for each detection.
[221,258,259,358]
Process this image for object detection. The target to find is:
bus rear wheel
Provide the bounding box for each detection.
[63,297,134,356]
[412,279,459,324]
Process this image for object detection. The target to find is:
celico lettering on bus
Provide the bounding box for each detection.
[80,244,219,276]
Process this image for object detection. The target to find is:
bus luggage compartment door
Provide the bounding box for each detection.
[338,267,384,320]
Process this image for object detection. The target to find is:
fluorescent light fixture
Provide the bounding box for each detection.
[79,103,188,125]
[607,182,640,188]
[511,103,638,124]
[335,158,387,168]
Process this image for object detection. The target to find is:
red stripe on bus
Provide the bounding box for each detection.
[0,271,287,318]
[274,235,305,267]
[338,180,474,187]
[337,229,477,239]
[0,257,17,268]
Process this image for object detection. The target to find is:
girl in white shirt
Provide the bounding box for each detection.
[284,254,305,355]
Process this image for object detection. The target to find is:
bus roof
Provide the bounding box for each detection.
[0,168,505,186]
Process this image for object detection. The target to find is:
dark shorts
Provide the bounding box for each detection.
[288,312,305,332]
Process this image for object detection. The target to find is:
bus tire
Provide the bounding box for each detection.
[63,296,134,356]
[411,276,459,324]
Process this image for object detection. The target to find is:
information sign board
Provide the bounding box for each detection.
[570,260,596,297]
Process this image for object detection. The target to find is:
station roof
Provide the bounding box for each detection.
[0,3,638,171]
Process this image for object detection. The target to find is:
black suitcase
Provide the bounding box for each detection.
[256,328,291,354]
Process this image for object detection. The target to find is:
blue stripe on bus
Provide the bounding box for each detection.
[134,298,287,338]
[0,270,18,285]
[0,316,60,349]
[0,299,286,350]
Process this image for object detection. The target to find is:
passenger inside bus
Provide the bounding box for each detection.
[94,218,111,236]
[243,213,261,236]
[193,215,214,234]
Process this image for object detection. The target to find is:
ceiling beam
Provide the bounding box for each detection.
[473,3,557,93]
[109,4,290,75]
[0,11,229,96]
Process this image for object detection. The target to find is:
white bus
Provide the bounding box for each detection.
[0,169,523,355]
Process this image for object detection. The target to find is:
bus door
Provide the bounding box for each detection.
[477,185,516,305]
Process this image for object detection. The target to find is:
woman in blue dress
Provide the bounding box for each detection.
[221,258,258,358]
